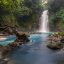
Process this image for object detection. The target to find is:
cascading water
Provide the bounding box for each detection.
[39,10,49,33]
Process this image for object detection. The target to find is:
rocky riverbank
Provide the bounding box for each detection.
[47,32,64,50]
[0,29,30,64]
[0,35,29,64]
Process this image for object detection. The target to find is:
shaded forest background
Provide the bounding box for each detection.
[0,0,43,32]
[0,0,64,32]
[48,0,64,31]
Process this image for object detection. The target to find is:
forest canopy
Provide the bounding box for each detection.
[0,0,43,31]
[48,0,64,31]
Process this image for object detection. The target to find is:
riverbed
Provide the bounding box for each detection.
[2,33,64,64]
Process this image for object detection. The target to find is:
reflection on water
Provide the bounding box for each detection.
[1,34,64,64]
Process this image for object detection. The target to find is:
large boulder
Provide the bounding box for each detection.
[16,33,30,43]
[47,42,63,50]
[47,33,63,50]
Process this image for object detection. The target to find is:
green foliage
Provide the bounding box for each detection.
[2,14,17,26]
[58,32,64,36]
[48,0,64,31]
[48,0,64,13]
[56,8,64,22]
[0,0,43,29]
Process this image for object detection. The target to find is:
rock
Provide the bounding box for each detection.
[60,36,64,43]
[0,26,30,49]
[47,33,63,50]
[1,26,30,44]
[9,41,22,47]
[47,43,63,50]
[0,58,9,64]
[15,31,30,43]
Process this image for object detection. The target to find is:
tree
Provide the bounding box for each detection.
[0,0,43,31]
[48,0,64,31]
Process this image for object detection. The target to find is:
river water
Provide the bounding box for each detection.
[6,34,64,64]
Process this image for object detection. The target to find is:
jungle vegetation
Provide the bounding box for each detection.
[48,0,64,31]
[0,0,43,31]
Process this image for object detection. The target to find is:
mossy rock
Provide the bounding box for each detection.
[58,32,64,36]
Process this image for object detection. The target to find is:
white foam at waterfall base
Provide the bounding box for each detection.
[39,10,49,33]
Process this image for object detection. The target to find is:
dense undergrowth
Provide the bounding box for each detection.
[0,0,43,31]
[48,0,64,31]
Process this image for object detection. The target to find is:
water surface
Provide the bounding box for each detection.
[7,34,64,64]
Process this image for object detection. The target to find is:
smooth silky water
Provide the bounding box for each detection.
[39,10,49,33]
[6,33,64,64]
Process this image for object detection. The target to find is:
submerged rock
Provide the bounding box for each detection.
[0,58,9,64]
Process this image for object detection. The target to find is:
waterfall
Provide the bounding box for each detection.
[39,10,49,33]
